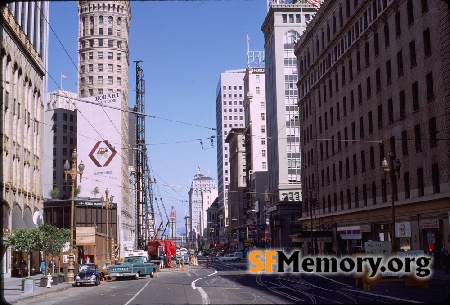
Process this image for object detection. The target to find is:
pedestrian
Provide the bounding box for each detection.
[19,258,26,277]
[443,249,450,275]
[39,261,47,276]
[48,259,55,274]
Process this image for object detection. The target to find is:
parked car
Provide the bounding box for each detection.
[219,253,236,262]
[73,263,102,287]
[109,256,156,280]
[232,252,245,262]
[208,253,220,261]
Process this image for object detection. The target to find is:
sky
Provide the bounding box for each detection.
[47,0,268,232]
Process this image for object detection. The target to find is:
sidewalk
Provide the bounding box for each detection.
[1,276,72,305]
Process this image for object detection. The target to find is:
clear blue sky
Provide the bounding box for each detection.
[47,0,268,231]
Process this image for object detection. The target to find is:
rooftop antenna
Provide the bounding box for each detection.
[246,33,250,68]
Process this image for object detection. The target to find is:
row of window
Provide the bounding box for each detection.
[80,88,119,97]
[81,38,123,48]
[222,85,242,91]
[52,113,75,122]
[53,136,75,145]
[80,76,122,86]
[5,94,39,133]
[81,64,122,73]
[80,51,122,61]
[298,0,430,97]
[223,108,243,113]
[304,163,440,215]
[282,13,311,24]
[83,27,121,37]
[303,72,435,146]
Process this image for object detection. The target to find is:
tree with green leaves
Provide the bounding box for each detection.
[48,187,59,199]
[38,224,70,273]
[91,186,100,197]
[4,228,42,277]
[74,185,81,197]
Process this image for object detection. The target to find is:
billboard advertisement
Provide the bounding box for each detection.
[76,92,123,203]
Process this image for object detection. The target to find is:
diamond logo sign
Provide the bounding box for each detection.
[88,140,117,167]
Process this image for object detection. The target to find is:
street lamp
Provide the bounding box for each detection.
[64,148,85,283]
[305,193,318,255]
[381,151,401,252]
[101,189,114,266]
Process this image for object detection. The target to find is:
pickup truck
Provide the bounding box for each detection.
[109,256,157,280]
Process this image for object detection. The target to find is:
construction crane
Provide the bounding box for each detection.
[134,61,156,250]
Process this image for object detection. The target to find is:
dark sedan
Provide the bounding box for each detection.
[73,263,102,287]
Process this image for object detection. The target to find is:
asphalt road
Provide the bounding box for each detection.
[19,259,450,305]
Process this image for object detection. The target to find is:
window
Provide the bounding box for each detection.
[370,146,375,169]
[262,162,267,169]
[414,124,422,152]
[108,16,113,24]
[429,117,437,147]
[423,28,431,57]
[374,32,379,56]
[88,76,93,85]
[368,111,373,134]
[421,0,429,13]
[98,63,103,71]
[117,65,121,72]
[282,14,287,23]
[384,23,390,47]
[343,96,347,116]
[407,0,414,25]
[117,77,121,85]
[99,15,103,24]
[262,150,266,157]
[108,64,113,72]
[402,130,408,156]
[376,68,381,92]
[377,104,383,129]
[395,12,401,36]
[412,81,419,111]
[351,121,356,141]
[400,90,406,118]
[89,52,94,60]
[356,50,361,72]
[99,28,103,35]
[117,29,121,36]
[349,59,353,80]
[397,51,404,76]
[386,60,392,85]
[366,77,371,99]
[97,52,102,59]
[98,76,103,84]
[404,172,410,199]
[108,76,113,84]
[108,52,113,59]
[296,14,301,23]
[117,53,122,60]
[417,168,424,196]
[432,163,440,193]
[256,87,260,94]
[261,113,265,120]
[426,72,434,101]
[261,125,266,133]
[98,89,103,95]
[409,40,417,67]
[88,64,93,72]
[351,90,355,109]
[364,41,370,67]
[388,98,393,122]
[360,116,364,138]
[372,181,377,205]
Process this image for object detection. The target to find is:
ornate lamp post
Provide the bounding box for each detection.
[381,151,401,252]
[101,189,114,266]
[64,148,85,283]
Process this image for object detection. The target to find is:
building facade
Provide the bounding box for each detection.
[43,90,78,201]
[225,128,247,251]
[76,1,132,257]
[188,168,217,249]
[296,0,450,254]
[243,67,269,248]
[1,2,49,278]
[261,0,317,248]
[215,69,246,242]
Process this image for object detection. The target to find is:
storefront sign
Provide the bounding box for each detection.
[364,241,391,256]
[337,226,362,240]
[395,222,411,237]
[419,219,439,229]
[360,224,371,232]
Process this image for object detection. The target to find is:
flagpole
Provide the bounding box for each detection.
[61,73,63,90]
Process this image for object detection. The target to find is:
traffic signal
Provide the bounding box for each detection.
[210,228,215,232]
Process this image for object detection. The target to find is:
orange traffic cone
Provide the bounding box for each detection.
[181,265,184,271]
[101,277,106,285]
[155,272,158,278]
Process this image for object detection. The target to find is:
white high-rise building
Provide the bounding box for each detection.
[215,69,246,241]
[261,0,317,247]
[188,168,216,248]
[77,1,132,256]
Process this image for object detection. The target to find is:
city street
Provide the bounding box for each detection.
[8,259,449,305]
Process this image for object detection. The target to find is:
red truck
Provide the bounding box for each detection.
[147,239,176,260]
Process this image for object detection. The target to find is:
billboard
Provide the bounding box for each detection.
[76,92,123,202]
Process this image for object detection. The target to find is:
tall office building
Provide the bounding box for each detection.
[76,1,132,256]
[243,67,269,245]
[261,0,317,247]
[296,0,450,254]
[188,168,216,248]
[215,69,246,242]
[43,90,78,201]
[2,2,49,278]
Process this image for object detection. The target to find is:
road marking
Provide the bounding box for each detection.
[207,269,217,277]
[192,278,210,305]
[124,278,152,305]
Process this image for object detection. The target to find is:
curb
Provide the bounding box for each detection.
[8,283,72,305]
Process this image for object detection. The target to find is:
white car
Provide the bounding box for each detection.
[219,253,236,262]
